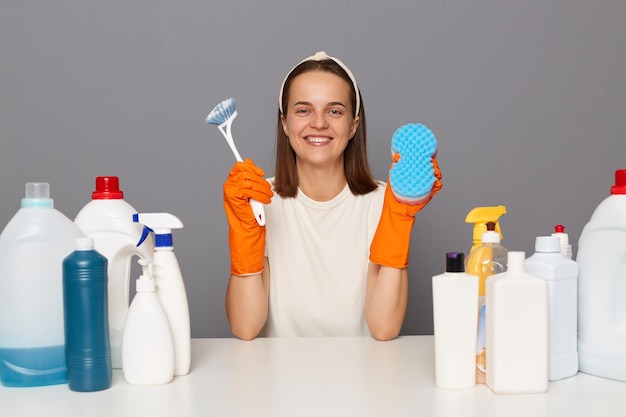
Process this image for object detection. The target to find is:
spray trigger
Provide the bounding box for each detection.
[136,225,154,247]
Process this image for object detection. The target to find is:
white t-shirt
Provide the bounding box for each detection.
[260,179,386,337]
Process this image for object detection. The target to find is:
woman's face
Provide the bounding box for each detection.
[281,70,360,170]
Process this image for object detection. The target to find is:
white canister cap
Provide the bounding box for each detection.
[75,237,94,251]
[535,236,561,253]
[507,251,526,272]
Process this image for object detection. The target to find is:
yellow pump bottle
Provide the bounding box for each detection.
[464,206,508,384]
[465,205,507,296]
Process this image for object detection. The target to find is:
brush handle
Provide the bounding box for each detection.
[235,154,266,226]
[249,198,266,226]
[219,123,244,162]
[233,151,266,227]
[218,120,266,226]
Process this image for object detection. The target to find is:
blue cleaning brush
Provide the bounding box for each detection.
[388,123,438,204]
[206,98,266,226]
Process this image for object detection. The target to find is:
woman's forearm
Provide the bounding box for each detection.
[225,261,270,340]
[365,263,409,341]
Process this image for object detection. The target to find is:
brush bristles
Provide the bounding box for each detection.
[206,97,237,125]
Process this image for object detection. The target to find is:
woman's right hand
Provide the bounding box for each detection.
[223,159,273,276]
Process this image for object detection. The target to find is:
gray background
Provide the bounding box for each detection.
[1,0,624,338]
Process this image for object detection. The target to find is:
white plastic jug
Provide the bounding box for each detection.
[577,169,626,382]
[74,176,154,368]
[0,183,85,387]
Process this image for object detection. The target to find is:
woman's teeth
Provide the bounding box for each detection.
[307,136,331,143]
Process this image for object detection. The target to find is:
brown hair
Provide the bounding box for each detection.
[273,59,378,198]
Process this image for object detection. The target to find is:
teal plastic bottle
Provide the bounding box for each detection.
[63,237,112,392]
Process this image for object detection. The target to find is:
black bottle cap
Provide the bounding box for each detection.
[446,252,465,273]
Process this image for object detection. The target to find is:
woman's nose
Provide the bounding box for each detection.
[310,112,328,129]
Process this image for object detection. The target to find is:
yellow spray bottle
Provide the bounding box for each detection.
[464,206,508,384]
[465,206,507,253]
[465,205,506,292]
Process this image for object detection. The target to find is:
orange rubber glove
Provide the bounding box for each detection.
[369,157,442,269]
[223,159,274,276]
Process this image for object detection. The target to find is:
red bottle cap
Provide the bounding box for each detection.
[610,169,626,195]
[554,224,565,233]
[92,176,124,199]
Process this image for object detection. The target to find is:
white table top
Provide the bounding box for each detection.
[1,336,625,417]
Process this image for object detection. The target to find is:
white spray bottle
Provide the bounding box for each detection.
[74,176,154,368]
[133,212,190,376]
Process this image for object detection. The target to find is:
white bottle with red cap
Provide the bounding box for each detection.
[577,169,626,382]
[525,236,578,381]
[74,176,154,369]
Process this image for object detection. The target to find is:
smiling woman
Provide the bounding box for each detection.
[280,71,360,201]
[222,51,442,341]
[274,52,374,199]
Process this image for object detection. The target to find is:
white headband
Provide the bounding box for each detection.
[278,51,361,118]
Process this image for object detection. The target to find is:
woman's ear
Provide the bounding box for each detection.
[350,116,360,139]
[281,114,289,137]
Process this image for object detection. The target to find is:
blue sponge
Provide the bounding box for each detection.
[389,123,438,204]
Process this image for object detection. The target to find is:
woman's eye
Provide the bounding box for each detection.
[329,109,342,116]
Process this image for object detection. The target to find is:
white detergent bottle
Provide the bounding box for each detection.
[486,251,548,394]
[432,252,479,389]
[74,176,154,368]
[525,236,578,381]
[122,261,174,385]
[133,212,190,376]
[577,169,626,382]
[0,183,85,387]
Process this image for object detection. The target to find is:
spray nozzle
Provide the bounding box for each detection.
[137,258,153,278]
[133,213,183,249]
[135,258,156,292]
[465,206,507,251]
[480,221,502,244]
